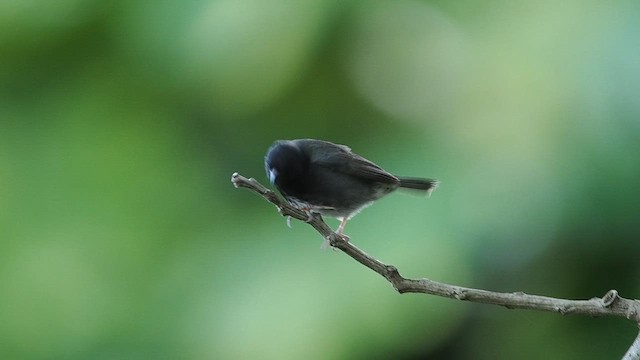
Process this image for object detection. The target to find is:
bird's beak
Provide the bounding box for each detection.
[268,168,278,184]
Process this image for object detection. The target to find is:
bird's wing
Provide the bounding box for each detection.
[297,139,398,184]
[335,153,399,184]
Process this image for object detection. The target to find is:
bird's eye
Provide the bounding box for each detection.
[268,168,278,184]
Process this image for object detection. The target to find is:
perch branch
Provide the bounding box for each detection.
[231,172,640,359]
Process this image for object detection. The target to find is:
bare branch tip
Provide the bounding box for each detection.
[231,172,241,187]
[602,289,619,307]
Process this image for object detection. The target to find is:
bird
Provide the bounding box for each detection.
[264,139,438,237]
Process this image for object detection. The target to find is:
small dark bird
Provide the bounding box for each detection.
[264,139,438,237]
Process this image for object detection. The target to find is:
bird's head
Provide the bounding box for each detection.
[264,141,308,193]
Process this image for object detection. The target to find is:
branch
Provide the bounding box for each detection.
[231,172,640,359]
[624,329,640,360]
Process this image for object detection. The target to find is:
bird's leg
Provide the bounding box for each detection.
[336,217,350,241]
[337,217,347,234]
[283,200,315,225]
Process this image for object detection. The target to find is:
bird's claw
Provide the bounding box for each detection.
[320,231,349,250]
[303,210,314,223]
[282,207,314,228]
[338,233,350,242]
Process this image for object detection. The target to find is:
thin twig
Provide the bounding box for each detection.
[231,172,640,359]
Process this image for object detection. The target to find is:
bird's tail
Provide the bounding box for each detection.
[398,177,439,196]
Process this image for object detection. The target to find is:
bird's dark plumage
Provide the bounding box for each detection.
[265,139,438,235]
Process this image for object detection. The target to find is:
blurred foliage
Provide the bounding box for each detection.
[1,0,640,359]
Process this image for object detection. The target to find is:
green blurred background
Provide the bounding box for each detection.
[1,0,639,359]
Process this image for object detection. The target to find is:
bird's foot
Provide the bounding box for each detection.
[336,232,350,242]
[304,210,314,223]
[320,231,349,250]
[295,205,315,222]
[283,205,315,228]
